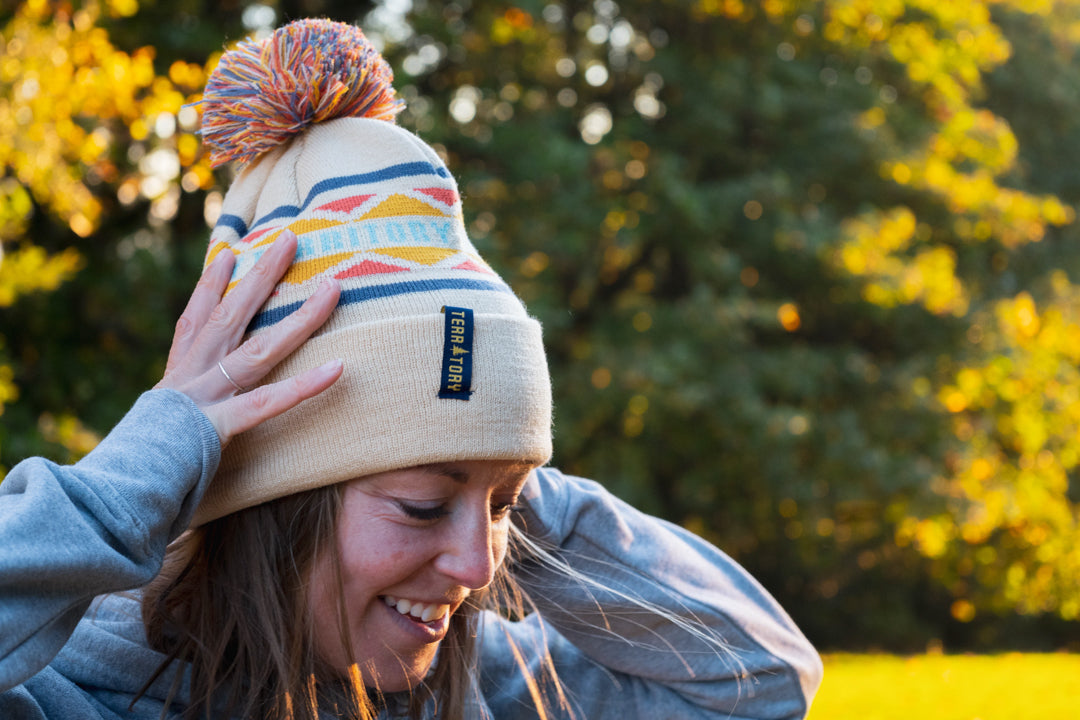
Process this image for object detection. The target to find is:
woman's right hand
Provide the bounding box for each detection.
[155,230,343,445]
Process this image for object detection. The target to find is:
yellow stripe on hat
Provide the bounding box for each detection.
[205,241,234,267]
[248,217,342,251]
[289,218,344,234]
[359,194,449,220]
[370,246,458,265]
[252,229,284,249]
[281,252,355,284]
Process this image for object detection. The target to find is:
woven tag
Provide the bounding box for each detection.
[438,306,474,400]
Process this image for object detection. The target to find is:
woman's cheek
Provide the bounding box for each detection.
[492,525,511,570]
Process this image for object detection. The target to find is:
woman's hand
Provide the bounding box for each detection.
[155,230,343,444]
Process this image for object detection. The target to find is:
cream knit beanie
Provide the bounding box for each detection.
[191,19,552,525]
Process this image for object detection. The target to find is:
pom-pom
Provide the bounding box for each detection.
[200,19,405,167]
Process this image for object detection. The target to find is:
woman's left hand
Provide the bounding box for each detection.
[155,230,343,445]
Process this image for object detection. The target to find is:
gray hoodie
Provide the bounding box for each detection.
[0,389,821,718]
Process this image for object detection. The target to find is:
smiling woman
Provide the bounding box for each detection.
[0,18,821,720]
[306,462,532,692]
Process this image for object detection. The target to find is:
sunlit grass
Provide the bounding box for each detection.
[807,653,1080,719]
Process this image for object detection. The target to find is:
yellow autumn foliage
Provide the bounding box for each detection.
[0,244,83,307]
[773,0,1080,616]
[925,283,1080,616]
[38,411,101,462]
[819,0,1075,318]
[837,207,969,315]
[0,0,209,424]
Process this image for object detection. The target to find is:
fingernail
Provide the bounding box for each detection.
[318,358,344,376]
[211,249,235,268]
[317,278,339,294]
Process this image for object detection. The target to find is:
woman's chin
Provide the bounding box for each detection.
[376,674,427,694]
[347,651,438,695]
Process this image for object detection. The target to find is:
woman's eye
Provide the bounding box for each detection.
[398,502,449,521]
[491,501,523,521]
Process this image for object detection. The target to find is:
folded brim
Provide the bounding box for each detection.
[194,312,552,525]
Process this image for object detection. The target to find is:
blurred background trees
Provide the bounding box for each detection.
[4,0,1080,651]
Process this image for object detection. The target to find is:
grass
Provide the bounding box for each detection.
[806,652,1080,720]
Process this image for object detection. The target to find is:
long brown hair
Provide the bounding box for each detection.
[137,477,615,720]
[139,482,489,720]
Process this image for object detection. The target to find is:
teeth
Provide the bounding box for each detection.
[382,594,449,623]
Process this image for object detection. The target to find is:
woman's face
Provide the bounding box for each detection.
[306,459,534,692]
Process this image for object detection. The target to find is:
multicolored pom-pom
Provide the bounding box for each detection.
[200,19,405,167]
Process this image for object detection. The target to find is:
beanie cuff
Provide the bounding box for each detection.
[194,312,552,525]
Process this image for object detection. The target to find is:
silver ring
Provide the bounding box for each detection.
[218,360,248,393]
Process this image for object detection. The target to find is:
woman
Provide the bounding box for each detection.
[0,19,821,720]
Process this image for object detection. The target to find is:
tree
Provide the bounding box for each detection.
[0,0,215,466]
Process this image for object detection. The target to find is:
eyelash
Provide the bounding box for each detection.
[398,502,522,522]
[493,502,523,521]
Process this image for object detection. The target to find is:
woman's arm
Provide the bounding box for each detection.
[484,467,822,720]
[0,390,218,692]
[0,230,342,695]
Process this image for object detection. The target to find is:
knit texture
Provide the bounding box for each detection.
[200,19,403,167]
[192,22,551,525]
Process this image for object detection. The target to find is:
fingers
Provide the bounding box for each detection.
[156,226,350,447]
[219,230,301,330]
[183,230,301,372]
[215,277,341,395]
[158,228,347,446]
[165,250,235,376]
[204,358,344,444]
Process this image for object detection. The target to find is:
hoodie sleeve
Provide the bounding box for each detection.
[0,389,220,693]
[479,467,822,720]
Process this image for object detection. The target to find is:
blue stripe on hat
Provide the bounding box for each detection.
[249,277,514,332]
[215,161,453,238]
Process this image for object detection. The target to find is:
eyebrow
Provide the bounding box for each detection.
[419,463,534,485]
[417,464,469,484]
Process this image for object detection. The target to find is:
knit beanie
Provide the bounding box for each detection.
[191,19,552,526]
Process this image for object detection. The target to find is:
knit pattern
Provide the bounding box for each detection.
[206,160,508,332]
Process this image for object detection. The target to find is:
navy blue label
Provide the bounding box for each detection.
[438,306,474,400]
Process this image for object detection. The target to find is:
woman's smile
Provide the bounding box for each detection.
[306,460,533,691]
[382,595,451,624]
[379,595,453,642]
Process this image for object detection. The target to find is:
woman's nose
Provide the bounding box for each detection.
[434,511,499,590]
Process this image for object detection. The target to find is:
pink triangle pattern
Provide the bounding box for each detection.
[453,259,494,274]
[317,194,376,213]
[241,226,275,244]
[416,187,458,206]
[335,259,410,279]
